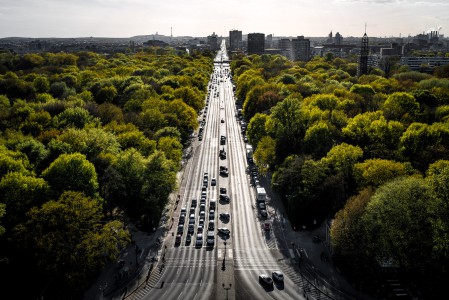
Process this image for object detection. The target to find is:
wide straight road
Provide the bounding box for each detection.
[131,40,304,300]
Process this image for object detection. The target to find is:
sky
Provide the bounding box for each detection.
[0,0,448,38]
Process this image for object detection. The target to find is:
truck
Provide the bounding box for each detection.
[256,187,267,202]
[246,145,253,160]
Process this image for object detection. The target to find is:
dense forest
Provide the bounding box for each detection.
[0,48,213,298]
[230,52,449,297]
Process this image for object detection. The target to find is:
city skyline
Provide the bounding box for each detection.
[0,0,448,39]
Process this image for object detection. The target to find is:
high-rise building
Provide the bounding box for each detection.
[229,30,242,51]
[265,34,273,49]
[207,32,219,51]
[358,32,369,76]
[291,36,310,61]
[247,33,265,55]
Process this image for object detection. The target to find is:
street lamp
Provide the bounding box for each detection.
[222,283,232,300]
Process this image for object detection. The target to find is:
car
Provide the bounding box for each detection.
[200,211,205,219]
[220,212,230,219]
[209,209,215,218]
[259,274,273,287]
[272,271,284,282]
[260,209,268,218]
[244,136,248,143]
[199,218,205,227]
[177,224,184,234]
[264,222,271,231]
[190,207,195,215]
[188,224,194,234]
[220,187,227,194]
[179,214,185,223]
[197,225,203,233]
[208,220,215,230]
[186,234,192,244]
[196,234,203,247]
[218,227,230,236]
[191,199,197,207]
[200,203,206,211]
[175,234,182,244]
[211,178,217,186]
[258,202,266,210]
[221,119,224,123]
[207,231,215,246]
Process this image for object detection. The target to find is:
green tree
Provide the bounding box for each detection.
[157,136,182,166]
[383,92,420,122]
[362,176,433,272]
[0,172,49,230]
[246,113,268,147]
[54,107,94,129]
[14,191,129,292]
[42,153,99,197]
[331,187,374,255]
[354,158,413,188]
[253,136,276,174]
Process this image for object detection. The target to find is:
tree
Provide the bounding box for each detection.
[361,176,433,273]
[174,86,204,111]
[353,158,413,189]
[0,172,49,231]
[157,136,182,166]
[253,136,276,174]
[42,153,99,197]
[383,92,420,122]
[303,121,334,158]
[54,107,94,129]
[246,113,268,147]
[13,191,130,293]
[331,187,374,255]
[269,97,305,162]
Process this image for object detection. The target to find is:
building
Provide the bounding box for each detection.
[207,32,219,51]
[265,34,273,49]
[279,38,292,59]
[400,56,449,72]
[291,36,310,61]
[334,32,343,45]
[358,32,369,76]
[247,33,265,55]
[229,30,242,51]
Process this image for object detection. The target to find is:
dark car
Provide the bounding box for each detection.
[175,234,182,244]
[259,274,274,287]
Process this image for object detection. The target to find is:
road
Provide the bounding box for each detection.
[130,40,304,300]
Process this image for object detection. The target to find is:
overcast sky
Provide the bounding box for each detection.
[0,0,447,38]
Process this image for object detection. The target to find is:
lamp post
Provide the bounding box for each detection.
[222,283,231,300]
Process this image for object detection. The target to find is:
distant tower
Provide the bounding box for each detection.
[170,27,173,44]
[358,27,369,77]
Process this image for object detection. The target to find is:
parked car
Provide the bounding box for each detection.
[211,178,217,186]
[260,209,268,218]
[177,224,184,234]
[264,222,271,231]
[175,234,182,244]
